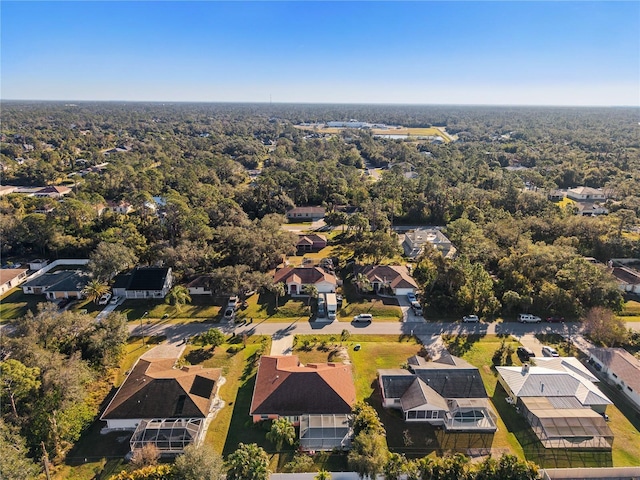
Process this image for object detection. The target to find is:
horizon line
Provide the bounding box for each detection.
[2,98,638,108]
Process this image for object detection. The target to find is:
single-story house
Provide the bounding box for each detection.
[112,267,173,299]
[22,270,90,300]
[286,206,326,222]
[296,234,327,253]
[567,187,606,201]
[496,360,613,449]
[378,353,497,432]
[402,228,456,259]
[356,265,418,296]
[101,357,223,454]
[33,185,72,198]
[273,266,337,296]
[186,276,212,295]
[0,268,28,295]
[576,203,608,216]
[547,190,565,202]
[107,200,135,214]
[589,348,640,411]
[610,266,640,294]
[250,355,356,450]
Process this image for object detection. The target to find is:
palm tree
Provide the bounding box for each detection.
[315,471,331,480]
[165,285,192,312]
[302,284,318,309]
[266,418,296,451]
[270,282,286,310]
[354,273,372,293]
[82,279,109,303]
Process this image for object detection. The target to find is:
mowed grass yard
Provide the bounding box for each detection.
[0,287,45,321]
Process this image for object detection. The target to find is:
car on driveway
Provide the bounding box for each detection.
[517,346,535,361]
[98,293,112,305]
[353,313,373,323]
[542,346,560,357]
[110,296,119,305]
[546,316,565,323]
[227,296,239,310]
[406,292,417,303]
[223,308,235,321]
[463,314,479,323]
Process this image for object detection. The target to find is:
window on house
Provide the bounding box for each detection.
[407,411,417,419]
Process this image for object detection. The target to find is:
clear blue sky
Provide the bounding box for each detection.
[2,1,638,106]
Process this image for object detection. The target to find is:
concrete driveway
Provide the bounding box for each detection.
[515,333,545,357]
[396,294,424,323]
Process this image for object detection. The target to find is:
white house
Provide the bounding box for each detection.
[610,266,640,294]
[112,267,173,299]
[567,187,606,201]
[589,348,640,411]
[186,276,212,295]
[0,268,28,295]
[356,265,418,296]
[402,228,456,259]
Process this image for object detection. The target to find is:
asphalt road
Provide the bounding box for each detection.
[131,319,640,347]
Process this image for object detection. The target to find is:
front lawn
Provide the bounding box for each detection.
[234,292,310,323]
[0,288,46,321]
[117,296,222,321]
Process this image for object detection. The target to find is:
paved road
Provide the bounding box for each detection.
[131,319,640,348]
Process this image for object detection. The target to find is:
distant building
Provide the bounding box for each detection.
[567,187,606,201]
[22,270,90,300]
[296,234,327,253]
[33,185,72,198]
[610,266,640,294]
[286,206,326,222]
[112,267,173,299]
[402,228,456,259]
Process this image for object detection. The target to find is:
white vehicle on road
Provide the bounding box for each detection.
[353,313,373,322]
[463,314,479,323]
[518,313,542,323]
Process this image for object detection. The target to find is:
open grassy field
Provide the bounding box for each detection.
[117,296,222,321]
[0,287,46,321]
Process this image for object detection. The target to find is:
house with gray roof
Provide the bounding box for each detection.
[402,228,456,259]
[112,267,173,299]
[497,361,613,449]
[378,353,497,432]
[22,270,90,300]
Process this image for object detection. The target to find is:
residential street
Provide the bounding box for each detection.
[130,319,640,351]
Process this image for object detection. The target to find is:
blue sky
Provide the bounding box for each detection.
[1,1,638,105]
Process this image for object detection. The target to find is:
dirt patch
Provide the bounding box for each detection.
[329,346,351,364]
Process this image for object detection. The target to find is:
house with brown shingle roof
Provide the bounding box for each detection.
[250,355,356,450]
[589,348,640,411]
[101,357,223,454]
[610,266,640,294]
[273,266,336,295]
[34,185,72,198]
[356,265,418,296]
[296,233,327,253]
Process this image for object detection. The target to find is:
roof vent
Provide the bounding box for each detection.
[522,363,529,374]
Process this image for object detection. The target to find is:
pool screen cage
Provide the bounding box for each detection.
[130,418,204,454]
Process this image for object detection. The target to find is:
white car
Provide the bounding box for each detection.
[463,314,479,323]
[98,293,112,305]
[353,313,373,322]
[110,296,119,305]
[227,296,239,310]
[542,346,560,357]
[518,313,542,323]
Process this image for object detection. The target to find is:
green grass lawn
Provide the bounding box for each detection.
[117,296,222,321]
[233,292,311,323]
[339,282,403,322]
[0,287,46,321]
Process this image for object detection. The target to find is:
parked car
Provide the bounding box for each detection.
[411,301,423,316]
[110,296,119,305]
[353,313,373,322]
[463,314,479,323]
[546,316,565,323]
[542,346,560,357]
[518,313,542,323]
[517,346,535,361]
[406,292,417,303]
[98,293,112,305]
[227,296,239,310]
[223,308,235,321]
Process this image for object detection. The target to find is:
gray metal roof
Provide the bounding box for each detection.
[400,378,448,411]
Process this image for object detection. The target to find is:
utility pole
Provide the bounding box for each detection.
[140,311,148,346]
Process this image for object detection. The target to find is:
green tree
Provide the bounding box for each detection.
[131,444,160,469]
[315,471,332,480]
[348,431,388,479]
[270,281,286,309]
[384,452,407,480]
[456,259,500,316]
[266,417,296,451]
[285,453,315,473]
[199,328,226,348]
[0,420,41,480]
[302,284,319,308]
[88,241,138,281]
[0,359,41,417]
[165,285,192,312]
[82,279,110,304]
[173,444,225,480]
[226,443,270,480]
